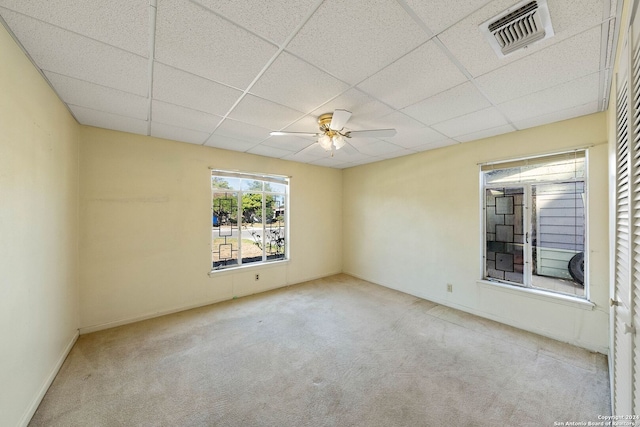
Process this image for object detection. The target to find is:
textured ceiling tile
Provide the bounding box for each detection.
[194,0,318,45]
[1,9,147,95]
[348,111,425,134]
[438,0,605,78]
[411,139,459,152]
[250,52,349,113]
[357,41,467,109]
[513,101,600,130]
[455,124,516,143]
[204,134,258,152]
[213,118,272,143]
[286,0,428,84]
[261,136,314,152]
[155,0,278,89]
[383,126,450,149]
[282,150,325,163]
[403,0,493,35]
[151,100,221,133]
[476,27,602,104]
[349,138,404,156]
[0,0,148,56]
[402,82,491,125]
[228,95,305,130]
[499,73,600,123]
[431,107,509,138]
[311,88,395,122]
[247,144,295,158]
[70,105,148,135]
[150,121,210,145]
[153,64,243,117]
[45,72,148,120]
[310,156,350,168]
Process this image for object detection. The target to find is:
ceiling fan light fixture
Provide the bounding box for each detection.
[318,134,332,151]
[332,134,345,150]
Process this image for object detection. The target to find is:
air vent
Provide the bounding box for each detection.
[479,0,554,58]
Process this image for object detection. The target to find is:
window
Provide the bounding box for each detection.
[211,170,288,271]
[481,151,587,298]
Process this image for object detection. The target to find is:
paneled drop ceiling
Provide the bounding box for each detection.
[0,0,621,168]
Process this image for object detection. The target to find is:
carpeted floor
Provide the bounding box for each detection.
[29,274,610,426]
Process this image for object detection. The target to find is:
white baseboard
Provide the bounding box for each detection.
[79,271,343,334]
[345,271,608,354]
[19,330,79,427]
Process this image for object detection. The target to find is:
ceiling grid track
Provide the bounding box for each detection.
[395,0,519,133]
[199,0,326,146]
[146,0,157,136]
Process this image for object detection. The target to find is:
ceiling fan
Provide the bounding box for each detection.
[270,109,396,154]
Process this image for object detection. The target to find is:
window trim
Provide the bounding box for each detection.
[209,169,289,273]
[478,149,590,301]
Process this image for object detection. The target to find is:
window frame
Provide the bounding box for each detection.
[479,149,590,300]
[209,169,289,273]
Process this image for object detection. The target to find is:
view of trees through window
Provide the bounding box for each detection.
[211,173,287,270]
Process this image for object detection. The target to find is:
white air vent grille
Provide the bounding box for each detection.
[480,0,554,58]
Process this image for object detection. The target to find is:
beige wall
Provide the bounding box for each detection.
[78,127,342,331]
[343,113,609,352]
[0,25,79,427]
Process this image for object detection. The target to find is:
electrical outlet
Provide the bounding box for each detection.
[255,274,259,281]
[447,283,453,293]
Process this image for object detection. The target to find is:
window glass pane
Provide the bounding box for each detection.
[267,182,287,194]
[484,157,585,185]
[241,192,264,265]
[211,176,240,191]
[485,187,525,284]
[212,192,239,269]
[265,194,286,261]
[242,180,263,192]
[531,181,585,296]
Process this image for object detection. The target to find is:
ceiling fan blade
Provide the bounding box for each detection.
[329,109,352,130]
[270,131,319,137]
[347,129,397,138]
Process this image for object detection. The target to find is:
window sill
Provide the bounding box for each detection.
[477,279,595,311]
[208,259,289,277]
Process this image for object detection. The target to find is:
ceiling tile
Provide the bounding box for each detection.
[402,82,491,125]
[155,0,278,89]
[262,136,314,152]
[347,111,425,134]
[455,124,516,143]
[153,63,243,117]
[431,107,509,138]
[45,72,148,120]
[357,41,467,109]
[250,52,350,113]
[150,122,210,145]
[204,134,258,152]
[499,73,600,123]
[286,0,428,84]
[281,147,326,163]
[513,101,600,130]
[438,0,606,78]
[411,139,459,152]
[381,148,417,160]
[213,118,272,143]
[0,0,148,56]
[247,144,295,158]
[349,138,404,156]
[311,88,395,122]
[476,27,602,104]
[403,0,493,35]
[70,105,148,135]
[384,126,450,149]
[310,156,350,168]
[151,100,221,133]
[228,95,304,130]
[194,0,318,45]
[0,8,147,95]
